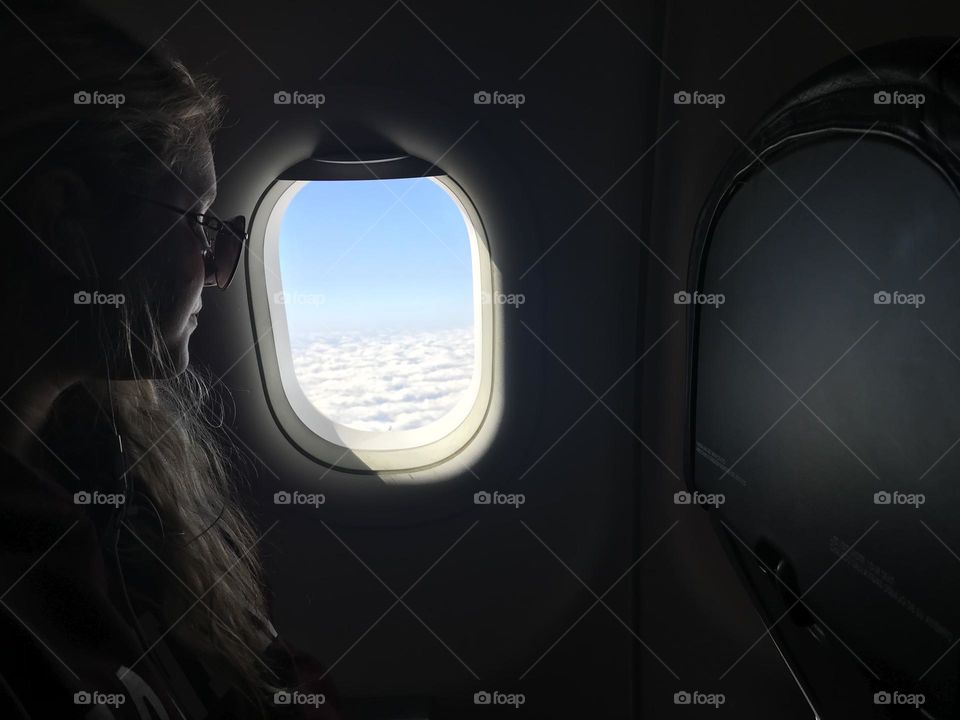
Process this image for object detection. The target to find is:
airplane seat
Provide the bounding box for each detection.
[688,37,960,718]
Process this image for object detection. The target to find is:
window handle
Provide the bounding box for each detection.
[755,539,820,633]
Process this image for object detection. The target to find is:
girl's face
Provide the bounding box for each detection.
[119,142,217,377]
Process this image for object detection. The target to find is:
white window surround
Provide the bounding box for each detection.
[247,170,495,474]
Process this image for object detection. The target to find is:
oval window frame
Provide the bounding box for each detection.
[246,156,495,474]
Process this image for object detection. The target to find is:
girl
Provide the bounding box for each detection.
[0,3,342,717]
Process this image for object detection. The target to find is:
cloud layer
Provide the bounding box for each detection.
[290,327,476,432]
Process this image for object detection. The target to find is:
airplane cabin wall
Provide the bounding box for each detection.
[76,0,960,716]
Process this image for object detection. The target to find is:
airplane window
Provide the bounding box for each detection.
[259,175,492,461]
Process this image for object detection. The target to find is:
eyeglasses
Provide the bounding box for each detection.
[126,194,247,289]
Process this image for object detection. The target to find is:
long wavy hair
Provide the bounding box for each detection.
[0,2,279,710]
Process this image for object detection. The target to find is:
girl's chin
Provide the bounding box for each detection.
[156,324,194,376]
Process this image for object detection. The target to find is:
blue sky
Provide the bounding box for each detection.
[278,177,475,335]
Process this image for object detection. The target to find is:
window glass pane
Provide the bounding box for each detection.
[276,177,478,434]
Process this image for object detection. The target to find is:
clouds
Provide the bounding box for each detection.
[290,327,476,432]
